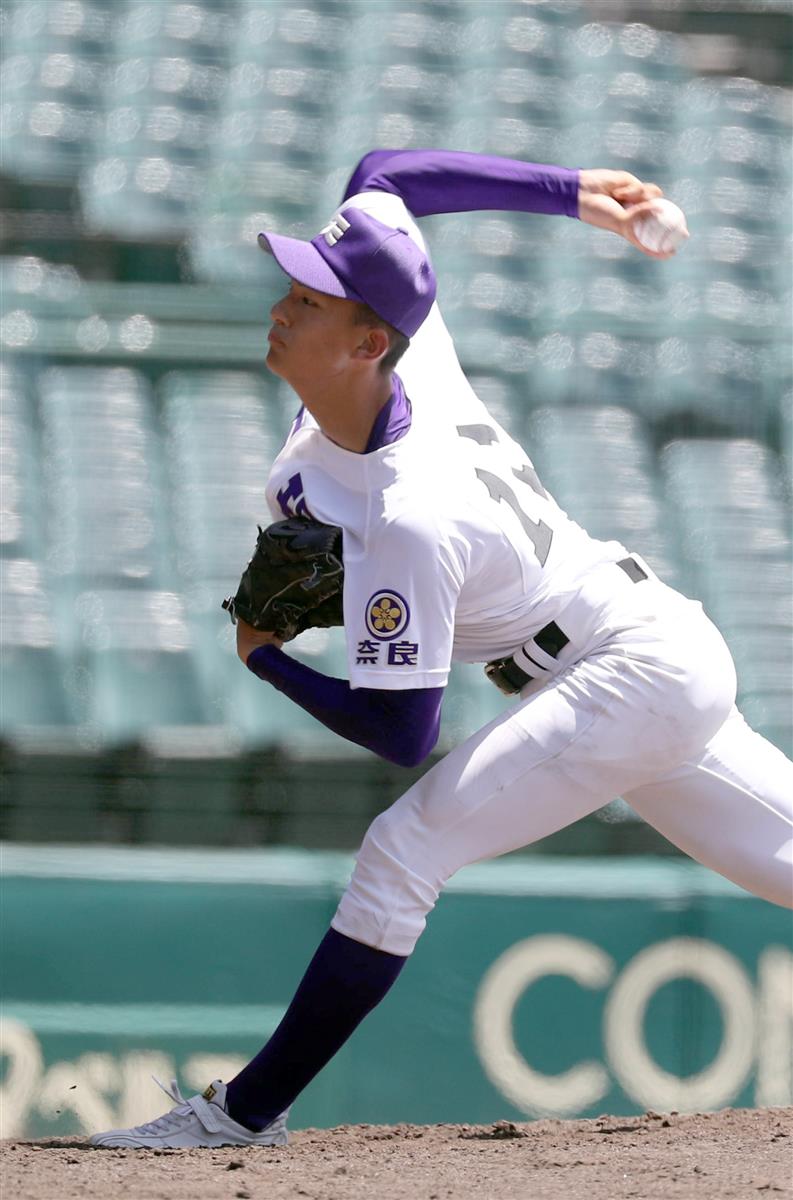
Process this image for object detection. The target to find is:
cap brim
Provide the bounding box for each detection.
[258,231,363,302]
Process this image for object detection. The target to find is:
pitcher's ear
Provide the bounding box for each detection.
[353,325,390,363]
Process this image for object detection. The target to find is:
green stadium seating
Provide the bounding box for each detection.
[781,390,793,479]
[676,121,788,187]
[5,0,116,51]
[37,366,170,603]
[526,405,688,589]
[658,436,792,745]
[704,559,793,630]
[114,0,237,59]
[661,437,788,513]
[738,691,792,758]
[160,369,281,582]
[0,360,44,561]
[193,615,349,753]
[670,175,792,238]
[72,586,208,738]
[75,0,236,237]
[188,2,352,276]
[716,76,791,134]
[0,61,102,182]
[1,0,114,181]
[480,6,570,76]
[0,255,92,328]
[726,627,793,700]
[645,335,782,441]
[0,0,790,836]
[235,0,348,69]
[562,20,685,82]
[0,558,73,728]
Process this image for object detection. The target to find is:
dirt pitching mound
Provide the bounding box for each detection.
[3,1107,791,1200]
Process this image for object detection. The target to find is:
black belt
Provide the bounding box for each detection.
[485,557,649,696]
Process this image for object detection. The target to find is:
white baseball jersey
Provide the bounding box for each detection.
[261,183,792,958]
[265,188,632,691]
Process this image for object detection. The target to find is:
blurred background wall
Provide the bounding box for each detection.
[1,0,791,1136]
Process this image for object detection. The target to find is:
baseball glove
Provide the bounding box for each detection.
[222,517,344,642]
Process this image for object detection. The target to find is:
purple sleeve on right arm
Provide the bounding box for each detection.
[343,148,580,219]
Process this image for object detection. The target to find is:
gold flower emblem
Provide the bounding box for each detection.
[371,598,402,632]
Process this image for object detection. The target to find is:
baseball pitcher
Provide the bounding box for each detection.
[91,149,793,1150]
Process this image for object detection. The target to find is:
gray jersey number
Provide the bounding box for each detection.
[458,425,553,567]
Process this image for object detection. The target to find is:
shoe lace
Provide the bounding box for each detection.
[132,1077,193,1136]
[153,1077,187,1107]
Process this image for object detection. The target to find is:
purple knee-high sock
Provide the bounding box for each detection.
[225,927,407,1131]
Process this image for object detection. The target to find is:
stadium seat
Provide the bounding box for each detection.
[727,627,793,697]
[77,0,235,237]
[37,366,170,603]
[0,558,73,728]
[1,0,114,181]
[72,587,208,739]
[526,405,688,588]
[189,2,349,278]
[716,76,792,135]
[646,336,781,440]
[781,390,793,479]
[659,438,792,652]
[703,559,793,630]
[192,611,349,753]
[5,0,116,51]
[0,360,43,561]
[234,1,348,69]
[114,0,237,58]
[486,7,569,76]
[562,21,685,82]
[1,0,790,850]
[160,369,280,582]
[661,438,788,514]
[738,692,792,758]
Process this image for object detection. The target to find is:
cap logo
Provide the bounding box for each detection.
[319,214,351,247]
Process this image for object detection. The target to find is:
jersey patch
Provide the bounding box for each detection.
[365,590,411,641]
[355,637,420,666]
[276,472,312,519]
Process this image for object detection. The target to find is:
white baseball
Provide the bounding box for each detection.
[632,198,689,255]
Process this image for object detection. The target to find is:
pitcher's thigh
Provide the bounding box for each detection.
[625,708,793,908]
[333,655,722,955]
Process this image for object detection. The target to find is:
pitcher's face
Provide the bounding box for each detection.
[266,281,366,388]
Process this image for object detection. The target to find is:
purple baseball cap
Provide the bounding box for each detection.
[258,207,436,338]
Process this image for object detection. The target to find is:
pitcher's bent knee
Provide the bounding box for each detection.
[331,810,441,956]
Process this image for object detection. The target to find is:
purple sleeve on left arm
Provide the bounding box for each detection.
[247,644,443,768]
[343,148,580,219]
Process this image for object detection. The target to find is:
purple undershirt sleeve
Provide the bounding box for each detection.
[246,644,443,768]
[343,148,580,220]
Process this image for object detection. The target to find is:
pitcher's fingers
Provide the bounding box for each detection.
[614,181,663,204]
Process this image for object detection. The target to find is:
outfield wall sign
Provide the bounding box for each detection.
[474,935,791,1116]
[2,848,791,1136]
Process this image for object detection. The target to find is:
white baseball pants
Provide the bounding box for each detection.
[333,582,793,956]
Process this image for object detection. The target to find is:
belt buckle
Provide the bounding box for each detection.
[484,656,530,696]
